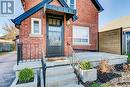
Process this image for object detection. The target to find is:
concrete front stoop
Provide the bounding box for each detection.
[45,61,83,87]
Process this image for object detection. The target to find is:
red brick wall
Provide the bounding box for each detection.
[19,0,99,59]
[20,10,45,59]
[73,0,99,51]
[22,0,42,11]
[49,0,62,6]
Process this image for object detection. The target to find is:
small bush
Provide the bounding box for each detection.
[10,44,15,51]
[100,84,109,87]
[79,60,91,70]
[18,68,34,83]
[91,82,109,87]
[128,54,130,59]
[91,82,100,87]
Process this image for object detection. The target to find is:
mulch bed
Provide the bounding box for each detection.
[83,64,130,87]
[97,71,121,83]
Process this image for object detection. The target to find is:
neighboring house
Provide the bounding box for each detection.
[11,0,103,58]
[0,39,14,52]
[99,15,130,55]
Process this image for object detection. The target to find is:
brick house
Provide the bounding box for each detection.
[11,0,103,58]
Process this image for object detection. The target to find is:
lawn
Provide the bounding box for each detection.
[0,52,8,56]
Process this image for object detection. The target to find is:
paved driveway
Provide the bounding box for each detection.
[0,52,16,87]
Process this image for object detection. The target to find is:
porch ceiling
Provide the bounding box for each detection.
[46,5,77,20]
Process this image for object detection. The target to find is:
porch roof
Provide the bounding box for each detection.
[11,0,77,26]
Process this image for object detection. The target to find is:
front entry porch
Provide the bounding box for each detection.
[14,51,127,87]
[16,51,127,68]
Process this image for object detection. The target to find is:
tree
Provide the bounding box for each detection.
[2,24,19,40]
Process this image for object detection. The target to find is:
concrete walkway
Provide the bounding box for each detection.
[0,52,16,87]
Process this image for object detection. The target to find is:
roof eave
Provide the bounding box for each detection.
[92,0,104,12]
[11,0,77,26]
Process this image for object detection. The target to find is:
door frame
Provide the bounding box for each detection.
[46,14,64,57]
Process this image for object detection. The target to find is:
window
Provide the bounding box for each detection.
[73,26,89,45]
[31,18,41,35]
[65,0,76,9]
[48,18,61,26]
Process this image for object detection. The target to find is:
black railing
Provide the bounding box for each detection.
[41,58,46,87]
[17,43,23,65]
[17,43,43,65]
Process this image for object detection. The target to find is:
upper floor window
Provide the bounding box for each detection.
[31,18,42,35]
[65,0,76,9]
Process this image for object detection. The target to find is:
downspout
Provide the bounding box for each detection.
[120,27,123,55]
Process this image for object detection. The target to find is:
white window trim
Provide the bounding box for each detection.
[73,26,90,45]
[66,0,76,9]
[74,0,76,9]
[31,18,42,35]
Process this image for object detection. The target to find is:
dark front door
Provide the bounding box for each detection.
[46,16,64,57]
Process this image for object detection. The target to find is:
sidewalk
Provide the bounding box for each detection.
[0,51,16,87]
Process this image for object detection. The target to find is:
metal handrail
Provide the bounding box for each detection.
[68,45,82,84]
[68,45,80,68]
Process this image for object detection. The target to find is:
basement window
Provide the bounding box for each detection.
[73,26,89,45]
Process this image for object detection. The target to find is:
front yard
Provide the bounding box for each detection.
[0,52,8,56]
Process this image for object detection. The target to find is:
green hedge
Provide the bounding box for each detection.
[0,43,15,52]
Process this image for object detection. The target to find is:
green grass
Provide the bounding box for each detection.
[0,52,8,56]
[128,54,130,59]
[91,82,109,87]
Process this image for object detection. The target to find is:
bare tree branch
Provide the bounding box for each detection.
[2,24,19,40]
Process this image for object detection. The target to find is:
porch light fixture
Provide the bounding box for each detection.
[67,20,70,26]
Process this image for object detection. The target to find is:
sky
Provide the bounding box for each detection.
[0,0,24,36]
[99,0,130,27]
[0,0,130,36]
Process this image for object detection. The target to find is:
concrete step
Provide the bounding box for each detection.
[46,65,74,77]
[46,60,70,67]
[46,73,77,87]
[59,84,84,87]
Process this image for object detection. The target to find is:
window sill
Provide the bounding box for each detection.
[73,44,91,46]
[29,34,43,37]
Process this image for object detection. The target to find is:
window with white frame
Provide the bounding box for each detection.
[65,0,76,9]
[31,18,41,35]
[73,26,89,45]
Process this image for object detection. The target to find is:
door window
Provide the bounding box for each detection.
[48,26,62,46]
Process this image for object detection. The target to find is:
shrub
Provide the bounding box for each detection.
[128,54,130,59]
[79,60,91,70]
[18,68,34,83]
[91,82,109,87]
[10,44,15,51]
[91,82,100,87]
[100,84,109,87]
